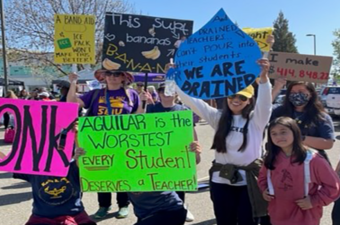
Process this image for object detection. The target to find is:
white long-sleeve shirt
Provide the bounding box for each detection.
[177,82,272,185]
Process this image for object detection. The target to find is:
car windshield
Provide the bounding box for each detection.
[328,87,340,94]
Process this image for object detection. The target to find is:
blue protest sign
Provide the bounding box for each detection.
[174,9,262,99]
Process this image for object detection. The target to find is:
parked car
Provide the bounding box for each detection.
[325,86,340,116]
[318,86,331,107]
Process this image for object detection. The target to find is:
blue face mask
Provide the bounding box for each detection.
[288,92,310,107]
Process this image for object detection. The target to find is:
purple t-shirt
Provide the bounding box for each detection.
[80,88,140,116]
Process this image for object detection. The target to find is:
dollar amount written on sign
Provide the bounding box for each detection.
[269,66,329,82]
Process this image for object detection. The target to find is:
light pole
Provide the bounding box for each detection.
[0,0,8,96]
[306,34,316,55]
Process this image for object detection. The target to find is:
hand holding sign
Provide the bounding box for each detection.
[174,9,262,100]
[258,58,270,83]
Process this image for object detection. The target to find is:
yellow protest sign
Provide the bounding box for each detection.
[242,27,274,52]
[54,14,95,64]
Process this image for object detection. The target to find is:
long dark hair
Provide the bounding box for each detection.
[264,117,307,170]
[279,81,325,126]
[211,97,255,153]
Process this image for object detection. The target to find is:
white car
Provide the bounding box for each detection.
[325,87,340,116]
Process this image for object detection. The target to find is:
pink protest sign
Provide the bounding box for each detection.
[0,99,78,176]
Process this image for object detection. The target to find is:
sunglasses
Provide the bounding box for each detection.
[105,71,123,77]
[227,94,248,102]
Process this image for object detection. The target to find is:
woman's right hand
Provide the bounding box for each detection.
[273,78,287,91]
[68,72,79,84]
[262,189,274,202]
[73,147,86,161]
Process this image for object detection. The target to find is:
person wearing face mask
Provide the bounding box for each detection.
[271,81,335,163]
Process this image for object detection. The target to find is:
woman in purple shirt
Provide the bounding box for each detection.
[67,69,149,220]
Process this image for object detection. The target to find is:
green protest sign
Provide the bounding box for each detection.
[78,111,196,192]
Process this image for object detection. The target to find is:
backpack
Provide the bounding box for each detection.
[4,127,15,143]
[267,150,315,196]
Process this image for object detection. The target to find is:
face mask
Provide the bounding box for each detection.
[289,92,310,107]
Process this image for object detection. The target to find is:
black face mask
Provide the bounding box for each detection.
[289,92,310,107]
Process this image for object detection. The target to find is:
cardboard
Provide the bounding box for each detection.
[54,14,96,64]
[174,9,262,100]
[269,52,333,83]
[242,27,274,52]
[78,111,196,192]
[0,99,78,176]
[102,13,193,74]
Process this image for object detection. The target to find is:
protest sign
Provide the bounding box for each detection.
[54,14,95,64]
[0,99,78,176]
[242,27,274,52]
[102,13,193,74]
[268,52,333,83]
[174,9,262,100]
[78,111,196,192]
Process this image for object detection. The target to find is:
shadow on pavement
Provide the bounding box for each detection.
[191,218,216,225]
[0,192,32,206]
[2,181,30,190]
[0,172,12,179]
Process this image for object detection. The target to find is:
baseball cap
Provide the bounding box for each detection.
[235,85,254,98]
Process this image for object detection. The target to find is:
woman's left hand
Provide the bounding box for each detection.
[257,58,270,83]
[139,91,152,103]
[190,141,202,164]
[266,34,275,49]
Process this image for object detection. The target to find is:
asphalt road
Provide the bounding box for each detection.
[0,118,339,225]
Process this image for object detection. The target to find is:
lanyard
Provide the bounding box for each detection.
[105,89,113,115]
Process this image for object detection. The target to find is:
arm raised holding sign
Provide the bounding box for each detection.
[174,59,272,223]
[68,68,147,218]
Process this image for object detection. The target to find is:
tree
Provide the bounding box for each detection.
[272,11,298,53]
[332,29,340,66]
[4,0,134,75]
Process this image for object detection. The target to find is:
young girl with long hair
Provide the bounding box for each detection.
[176,59,272,225]
[258,117,340,225]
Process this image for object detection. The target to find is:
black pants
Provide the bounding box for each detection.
[134,208,187,225]
[97,192,130,208]
[176,191,185,203]
[332,197,340,225]
[210,182,271,225]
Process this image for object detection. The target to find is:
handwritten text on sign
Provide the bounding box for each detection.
[54,14,96,64]
[174,9,262,100]
[102,13,193,74]
[78,111,196,192]
[0,99,78,176]
[268,52,333,84]
[242,27,274,52]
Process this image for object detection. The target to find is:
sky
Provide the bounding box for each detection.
[129,0,340,58]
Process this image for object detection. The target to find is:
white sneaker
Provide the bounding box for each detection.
[185,209,195,222]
